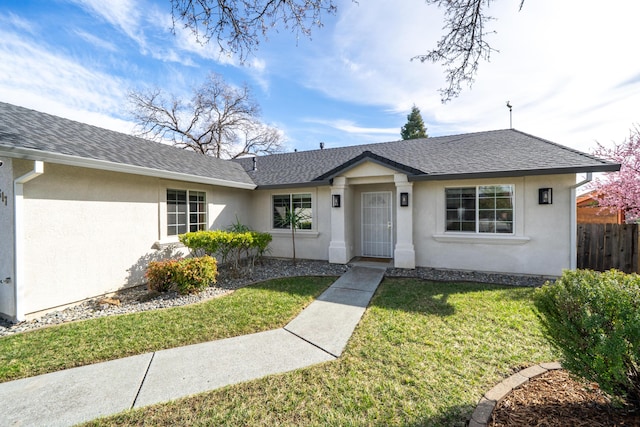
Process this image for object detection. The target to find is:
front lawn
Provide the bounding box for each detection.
[83,278,556,426]
[0,276,333,382]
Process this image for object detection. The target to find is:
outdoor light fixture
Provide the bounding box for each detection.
[332,194,341,208]
[400,192,409,207]
[539,188,552,205]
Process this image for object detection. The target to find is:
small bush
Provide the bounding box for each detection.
[179,229,272,271]
[534,269,640,407]
[145,256,218,295]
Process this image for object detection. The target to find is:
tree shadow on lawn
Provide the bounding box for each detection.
[371,278,537,317]
[409,403,477,427]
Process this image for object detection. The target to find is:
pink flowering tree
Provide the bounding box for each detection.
[589,126,640,222]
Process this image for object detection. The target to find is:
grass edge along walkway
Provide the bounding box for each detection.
[84,278,556,427]
[0,276,335,383]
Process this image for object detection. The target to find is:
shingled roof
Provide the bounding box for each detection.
[234,129,620,188]
[0,102,619,190]
[0,102,255,188]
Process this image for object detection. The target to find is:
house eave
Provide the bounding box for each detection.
[253,180,331,190]
[409,164,621,182]
[0,146,257,190]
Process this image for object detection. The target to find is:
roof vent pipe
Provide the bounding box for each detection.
[320,142,324,150]
[252,157,257,171]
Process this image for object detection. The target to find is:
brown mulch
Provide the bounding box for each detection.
[490,369,640,426]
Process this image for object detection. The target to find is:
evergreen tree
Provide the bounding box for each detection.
[400,105,428,140]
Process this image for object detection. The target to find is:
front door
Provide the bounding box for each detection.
[361,191,393,258]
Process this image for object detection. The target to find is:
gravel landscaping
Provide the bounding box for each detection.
[0,258,553,337]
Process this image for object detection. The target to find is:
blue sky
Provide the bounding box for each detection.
[2,0,640,154]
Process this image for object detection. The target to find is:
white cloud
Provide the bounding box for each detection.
[74,29,118,52]
[300,0,446,109]
[305,118,397,136]
[70,0,147,50]
[1,12,37,34]
[295,0,640,152]
[0,28,134,133]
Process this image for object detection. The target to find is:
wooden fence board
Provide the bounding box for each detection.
[577,223,638,273]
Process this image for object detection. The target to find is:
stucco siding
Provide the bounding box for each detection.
[413,174,575,276]
[249,187,331,260]
[0,157,14,317]
[19,164,252,317]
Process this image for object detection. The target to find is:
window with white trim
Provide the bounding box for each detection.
[272,193,313,230]
[445,185,514,233]
[167,189,207,235]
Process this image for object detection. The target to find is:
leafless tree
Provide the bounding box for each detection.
[170,1,526,102]
[413,0,525,102]
[170,0,338,61]
[128,72,283,158]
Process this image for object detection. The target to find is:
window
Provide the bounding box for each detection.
[167,189,207,235]
[272,193,313,230]
[446,185,514,234]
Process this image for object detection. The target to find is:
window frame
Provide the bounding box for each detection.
[445,184,515,235]
[271,192,314,231]
[167,188,207,236]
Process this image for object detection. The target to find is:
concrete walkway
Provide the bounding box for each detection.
[0,264,386,427]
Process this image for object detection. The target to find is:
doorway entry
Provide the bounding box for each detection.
[361,191,393,258]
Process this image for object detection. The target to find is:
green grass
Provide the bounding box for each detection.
[0,276,334,383]
[82,278,557,426]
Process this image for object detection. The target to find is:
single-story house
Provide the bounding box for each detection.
[0,102,620,321]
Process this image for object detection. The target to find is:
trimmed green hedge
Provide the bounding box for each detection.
[146,255,218,295]
[179,230,272,270]
[534,269,640,407]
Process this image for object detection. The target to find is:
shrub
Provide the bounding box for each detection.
[179,229,272,271]
[145,256,218,295]
[534,269,640,408]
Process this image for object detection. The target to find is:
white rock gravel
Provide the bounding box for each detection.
[0,259,552,337]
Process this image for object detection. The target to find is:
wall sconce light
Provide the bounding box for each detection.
[539,188,552,205]
[332,194,341,208]
[400,192,409,207]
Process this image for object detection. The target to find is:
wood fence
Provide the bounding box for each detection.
[577,223,639,273]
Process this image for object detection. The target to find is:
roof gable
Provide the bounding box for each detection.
[234,130,620,188]
[314,151,425,181]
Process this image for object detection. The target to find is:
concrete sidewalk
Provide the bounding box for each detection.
[0,264,386,427]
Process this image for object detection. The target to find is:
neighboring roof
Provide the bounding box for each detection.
[234,129,620,188]
[0,102,255,189]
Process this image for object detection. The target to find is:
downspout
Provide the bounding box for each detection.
[570,172,592,270]
[13,161,44,321]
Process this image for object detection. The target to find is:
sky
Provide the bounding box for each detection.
[1,0,640,155]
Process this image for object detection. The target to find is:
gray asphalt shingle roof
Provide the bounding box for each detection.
[0,102,255,187]
[0,102,619,190]
[234,129,620,188]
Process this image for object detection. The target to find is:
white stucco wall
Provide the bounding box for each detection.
[413,174,575,276]
[0,157,14,318]
[250,169,575,276]
[18,163,252,317]
[249,187,331,260]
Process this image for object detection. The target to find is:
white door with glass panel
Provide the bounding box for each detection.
[361,192,393,258]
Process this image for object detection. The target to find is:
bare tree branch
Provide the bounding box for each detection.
[128,72,283,158]
[232,122,284,158]
[170,0,339,62]
[412,0,498,102]
[170,1,524,101]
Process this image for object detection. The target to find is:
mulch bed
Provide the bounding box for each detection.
[490,369,640,426]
